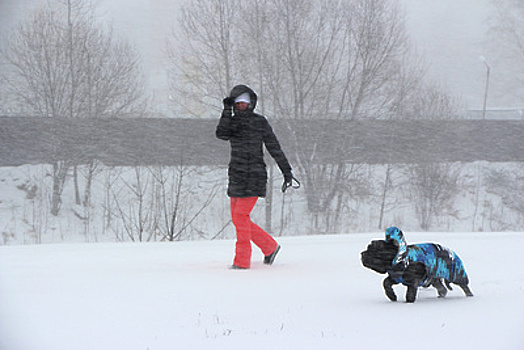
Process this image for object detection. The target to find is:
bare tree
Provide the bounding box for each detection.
[484,165,524,230]
[263,0,414,231]
[168,0,241,116]
[3,5,74,215]
[358,42,426,229]
[376,163,411,229]
[110,167,156,242]
[1,0,148,216]
[401,82,463,230]
[338,0,411,119]
[168,0,428,233]
[407,162,462,230]
[400,82,463,120]
[150,165,218,241]
[106,165,218,242]
[488,0,524,104]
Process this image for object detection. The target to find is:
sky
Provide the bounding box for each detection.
[400,0,494,108]
[1,0,520,110]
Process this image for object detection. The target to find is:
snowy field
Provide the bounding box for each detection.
[1,231,523,350]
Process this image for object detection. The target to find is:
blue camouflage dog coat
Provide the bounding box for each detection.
[384,227,470,287]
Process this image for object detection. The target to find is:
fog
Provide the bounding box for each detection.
[1,4,523,348]
[2,0,520,110]
[1,0,523,243]
[401,0,494,108]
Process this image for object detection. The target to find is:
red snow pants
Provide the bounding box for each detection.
[231,197,278,268]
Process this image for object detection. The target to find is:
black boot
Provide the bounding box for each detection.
[264,245,281,265]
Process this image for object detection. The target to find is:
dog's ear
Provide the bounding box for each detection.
[382,240,399,261]
[366,239,388,253]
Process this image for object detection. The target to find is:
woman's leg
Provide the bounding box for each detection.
[231,197,278,268]
[231,197,254,268]
[249,219,278,257]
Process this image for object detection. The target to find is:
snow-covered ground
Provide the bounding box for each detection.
[1,231,523,350]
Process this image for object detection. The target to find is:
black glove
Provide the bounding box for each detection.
[222,97,235,117]
[284,173,293,184]
[282,173,300,193]
[223,97,235,109]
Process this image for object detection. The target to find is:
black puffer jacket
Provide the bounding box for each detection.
[216,85,292,198]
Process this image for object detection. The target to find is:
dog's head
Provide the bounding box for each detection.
[361,239,399,274]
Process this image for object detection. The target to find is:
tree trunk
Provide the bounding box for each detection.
[378,165,391,229]
[51,161,68,216]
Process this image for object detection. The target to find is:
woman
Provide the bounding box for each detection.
[216,84,295,269]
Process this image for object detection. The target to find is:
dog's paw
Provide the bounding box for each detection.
[385,289,397,302]
[383,276,398,301]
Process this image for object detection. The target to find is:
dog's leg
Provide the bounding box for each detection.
[458,284,474,297]
[383,276,397,302]
[406,284,418,303]
[431,278,448,298]
[444,279,453,291]
[403,262,426,303]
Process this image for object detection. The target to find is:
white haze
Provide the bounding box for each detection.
[0,1,523,348]
[2,0,520,111]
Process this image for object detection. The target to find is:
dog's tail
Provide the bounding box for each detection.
[445,279,474,297]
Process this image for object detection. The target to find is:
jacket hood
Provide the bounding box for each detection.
[385,226,407,266]
[385,227,406,247]
[229,84,258,111]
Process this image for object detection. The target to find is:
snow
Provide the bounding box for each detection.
[1,232,523,350]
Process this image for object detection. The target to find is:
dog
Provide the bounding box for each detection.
[360,227,474,303]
